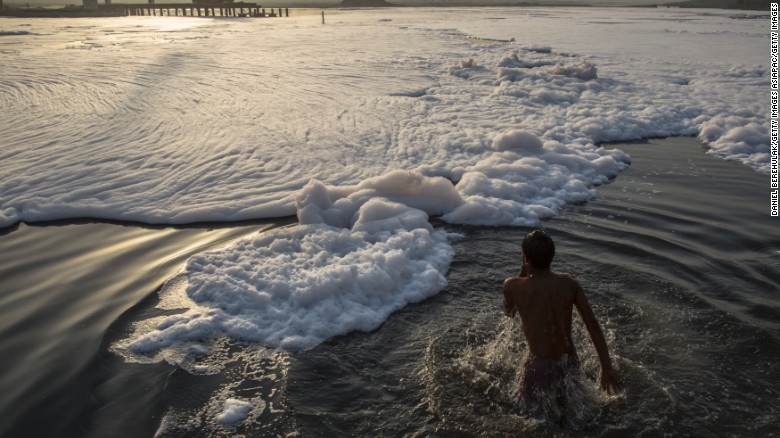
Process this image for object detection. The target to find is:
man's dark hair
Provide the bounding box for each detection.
[522,230,555,270]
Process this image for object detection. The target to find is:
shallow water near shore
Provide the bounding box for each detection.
[0,219,291,436]
[1,137,778,437]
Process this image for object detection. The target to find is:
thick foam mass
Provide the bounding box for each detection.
[444,131,629,226]
[127,198,454,352]
[217,398,253,426]
[296,170,463,228]
[698,115,771,173]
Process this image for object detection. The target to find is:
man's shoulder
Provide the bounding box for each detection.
[503,276,529,292]
[552,271,583,289]
[503,276,523,287]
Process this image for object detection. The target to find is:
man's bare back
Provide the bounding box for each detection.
[503,271,580,359]
[503,231,623,396]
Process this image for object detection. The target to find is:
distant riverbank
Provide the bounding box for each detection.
[1,0,768,19]
[0,4,124,17]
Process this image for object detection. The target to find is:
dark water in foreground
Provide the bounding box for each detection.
[1,138,778,437]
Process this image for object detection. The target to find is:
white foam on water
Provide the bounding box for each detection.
[216,398,253,426]
[0,8,768,230]
[444,130,629,226]
[122,194,456,353]
[10,7,762,355]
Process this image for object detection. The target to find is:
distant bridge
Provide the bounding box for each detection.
[86,0,290,17]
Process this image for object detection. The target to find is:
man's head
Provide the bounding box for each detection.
[522,230,555,271]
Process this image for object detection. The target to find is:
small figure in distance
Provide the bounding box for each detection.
[502,230,623,409]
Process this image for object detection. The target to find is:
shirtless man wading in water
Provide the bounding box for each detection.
[502,230,623,406]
